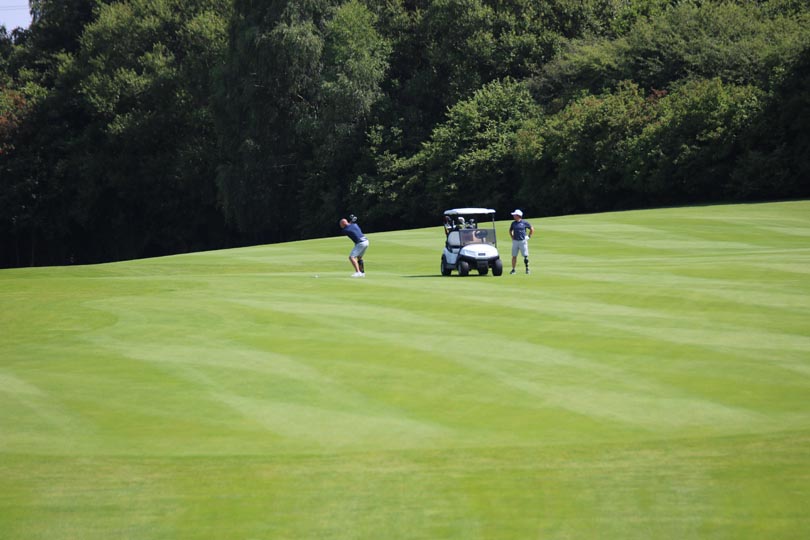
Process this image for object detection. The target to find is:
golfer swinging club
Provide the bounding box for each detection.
[340,215,369,278]
[509,209,534,274]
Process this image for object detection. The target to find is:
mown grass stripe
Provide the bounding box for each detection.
[1,201,808,539]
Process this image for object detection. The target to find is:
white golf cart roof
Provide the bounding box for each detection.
[444,208,496,216]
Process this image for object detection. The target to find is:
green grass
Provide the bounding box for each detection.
[1,201,809,539]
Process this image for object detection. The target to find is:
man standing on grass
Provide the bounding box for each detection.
[340,215,369,278]
[509,209,534,274]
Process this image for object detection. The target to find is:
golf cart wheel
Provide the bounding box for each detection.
[478,264,488,276]
[492,259,503,276]
[441,256,452,276]
[458,261,470,276]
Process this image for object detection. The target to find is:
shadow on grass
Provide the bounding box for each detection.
[403,275,493,278]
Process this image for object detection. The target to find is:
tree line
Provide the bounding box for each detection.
[1,0,808,267]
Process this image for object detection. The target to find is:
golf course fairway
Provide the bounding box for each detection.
[1,201,808,539]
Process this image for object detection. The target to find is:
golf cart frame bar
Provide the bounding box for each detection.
[443,208,496,216]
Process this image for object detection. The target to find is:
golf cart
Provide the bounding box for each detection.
[441,208,503,276]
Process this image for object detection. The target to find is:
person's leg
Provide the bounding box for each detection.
[357,241,368,274]
[349,241,368,275]
[511,241,519,273]
[523,240,530,273]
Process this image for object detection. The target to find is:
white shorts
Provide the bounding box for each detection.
[350,240,369,258]
[511,238,529,257]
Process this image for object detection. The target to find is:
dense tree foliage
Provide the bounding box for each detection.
[1,0,808,267]
[216,0,389,242]
[2,0,233,265]
[357,78,539,224]
[64,0,233,261]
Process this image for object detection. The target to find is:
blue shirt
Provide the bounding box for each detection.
[509,220,532,241]
[342,223,367,244]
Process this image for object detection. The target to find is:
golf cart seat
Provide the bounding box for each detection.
[446,230,462,250]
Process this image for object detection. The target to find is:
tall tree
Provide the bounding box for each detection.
[1,0,234,266]
[535,0,810,108]
[371,0,559,155]
[358,78,538,222]
[29,0,99,55]
[731,44,810,199]
[0,1,101,266]
[63,0,234,261]
[216,0,389,241]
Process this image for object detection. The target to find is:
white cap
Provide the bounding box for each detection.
[511,209,523,217]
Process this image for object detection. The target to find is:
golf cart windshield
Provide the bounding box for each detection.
[447,227,497,248]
